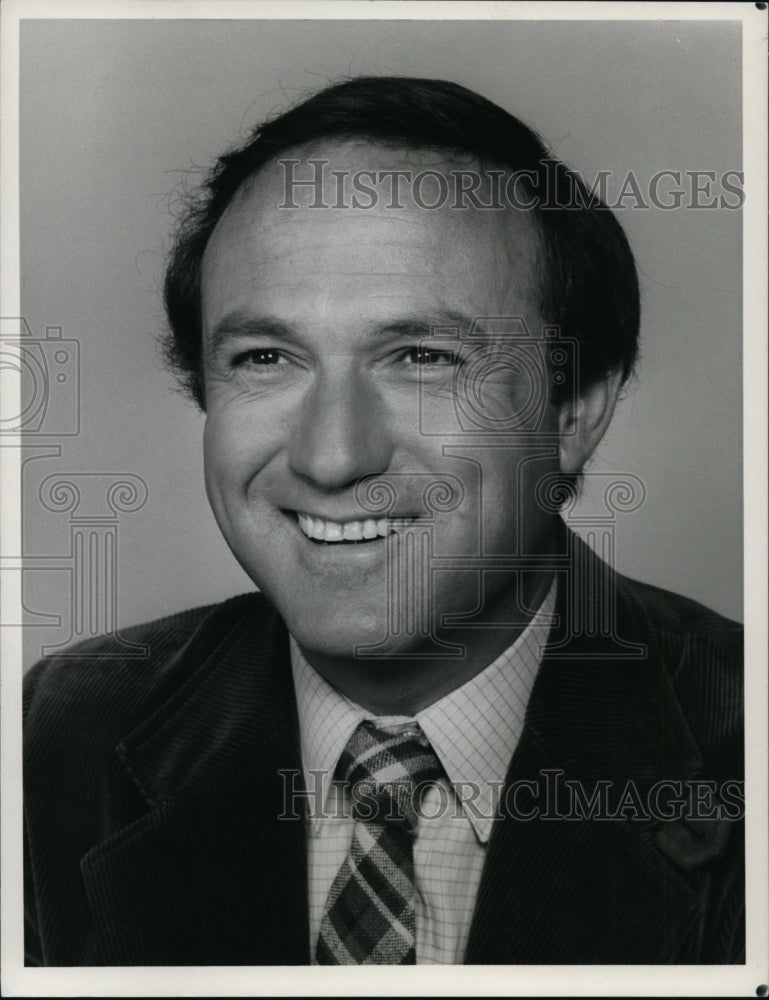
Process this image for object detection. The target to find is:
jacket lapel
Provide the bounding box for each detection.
[80,531,711,965]
[80,596,310,965]
[465,533,705,963]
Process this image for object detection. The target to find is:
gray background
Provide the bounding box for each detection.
[19,18,743,666]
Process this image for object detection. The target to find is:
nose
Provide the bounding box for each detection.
[288,366,394,490]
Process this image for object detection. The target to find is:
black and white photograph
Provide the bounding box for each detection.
[2,1,767,995]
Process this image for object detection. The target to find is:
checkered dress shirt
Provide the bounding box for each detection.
[290,578,557,965]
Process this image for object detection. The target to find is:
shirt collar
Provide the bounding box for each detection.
[290,577,557,842]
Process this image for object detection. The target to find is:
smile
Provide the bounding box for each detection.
[296,513,395,543]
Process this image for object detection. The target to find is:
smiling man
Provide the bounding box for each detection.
[200,138,596,714]
[23,77,744,966]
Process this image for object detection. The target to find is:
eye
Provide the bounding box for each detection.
[404,346,458,366]
[237,348,286,366]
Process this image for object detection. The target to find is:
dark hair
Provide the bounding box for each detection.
[163,76,639,410]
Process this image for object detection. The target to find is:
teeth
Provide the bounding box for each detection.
[297,513,392,543]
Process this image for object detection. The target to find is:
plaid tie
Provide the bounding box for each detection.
[315,720,444,965]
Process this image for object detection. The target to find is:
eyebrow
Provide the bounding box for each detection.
[206,315,297,359]
[206,309,477,356]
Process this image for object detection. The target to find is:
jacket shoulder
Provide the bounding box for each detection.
[618,573,742,654]
[23,592,268,740]
[618,572,743,776]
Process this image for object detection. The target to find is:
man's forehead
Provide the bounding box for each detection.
[242,137,497,202]
[206,138,543,284]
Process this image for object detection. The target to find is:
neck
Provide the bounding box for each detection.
[298,567,554,716]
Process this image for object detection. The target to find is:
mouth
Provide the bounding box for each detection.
[295,512,397,544]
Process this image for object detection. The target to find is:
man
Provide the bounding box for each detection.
[23,77,744,966]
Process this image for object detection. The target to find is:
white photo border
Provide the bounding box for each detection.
[2,1,766,996]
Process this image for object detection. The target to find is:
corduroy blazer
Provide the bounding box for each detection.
[23,533,744,965]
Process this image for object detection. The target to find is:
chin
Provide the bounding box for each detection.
[285,602,395,659]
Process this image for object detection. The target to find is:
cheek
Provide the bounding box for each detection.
[203,396,287,491]
[203,410,240,486]
[469,449,559,542]
[203,421,260,519]
[202,418,235,519]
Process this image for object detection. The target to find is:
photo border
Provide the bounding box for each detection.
[2,1,766,995]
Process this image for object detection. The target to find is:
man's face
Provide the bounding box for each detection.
[201,142,562,659]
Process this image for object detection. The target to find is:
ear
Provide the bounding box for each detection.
[558,369,624,476]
